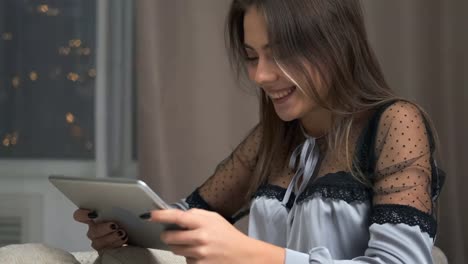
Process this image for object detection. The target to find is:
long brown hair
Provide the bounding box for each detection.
[225,0,432,199]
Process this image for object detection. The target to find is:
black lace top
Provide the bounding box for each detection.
[184,100,444,240]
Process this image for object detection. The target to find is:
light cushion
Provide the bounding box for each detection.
[0,243,80,264]
[96,247,186,264]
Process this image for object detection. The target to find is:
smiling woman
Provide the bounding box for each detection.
[74,0,445,263]
[1,0,464,263]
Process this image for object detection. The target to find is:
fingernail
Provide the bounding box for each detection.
[139,212,151,220]
[110,224,117,230]
[88,211,98,219]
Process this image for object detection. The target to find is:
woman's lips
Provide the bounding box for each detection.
[269,86,296,104]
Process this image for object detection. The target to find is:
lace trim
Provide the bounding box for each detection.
[371,204,437,238]
[185,189,240,224]
[296,171,372,205]
[253,184,296,210]
[185,188,213,211]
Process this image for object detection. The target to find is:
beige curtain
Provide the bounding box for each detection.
[136,0,467,262]
[135,0,257,204]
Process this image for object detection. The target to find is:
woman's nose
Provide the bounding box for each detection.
[254,58,279,86]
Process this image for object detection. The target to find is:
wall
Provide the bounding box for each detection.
[0,162,93,251]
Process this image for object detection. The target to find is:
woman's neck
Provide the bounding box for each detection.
[300,107,333,138]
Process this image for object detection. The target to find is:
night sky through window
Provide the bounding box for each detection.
[0,0,96,159]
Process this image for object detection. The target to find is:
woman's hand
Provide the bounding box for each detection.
[143,208,285,264]
[73,209,128,251]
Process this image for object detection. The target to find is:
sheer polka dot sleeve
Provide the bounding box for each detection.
[371,101,438,237]
[373,102,433,212]
[183,124,262,220]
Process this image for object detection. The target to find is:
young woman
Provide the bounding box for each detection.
[74,0,444,263]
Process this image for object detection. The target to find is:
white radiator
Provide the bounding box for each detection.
[0,216,22,247]
[0,194,43,246]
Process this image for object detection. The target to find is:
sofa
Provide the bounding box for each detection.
[0,243,448,264]
[0,244,186,264]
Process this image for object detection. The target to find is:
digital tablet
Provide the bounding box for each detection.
[49,175,181,249]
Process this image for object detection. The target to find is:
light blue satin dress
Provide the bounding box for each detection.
[178,101,444,264]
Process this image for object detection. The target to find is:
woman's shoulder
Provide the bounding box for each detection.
[374,100,435,144]
[355,99,437,174]
[378,100,426,122]
[363,99,432,139]
[366,100,425,123]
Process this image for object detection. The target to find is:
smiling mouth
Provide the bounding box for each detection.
[268,86,296,100]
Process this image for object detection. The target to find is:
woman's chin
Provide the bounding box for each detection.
[275,111,299,122]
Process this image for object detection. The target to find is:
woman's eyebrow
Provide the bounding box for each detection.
[243,43,270,51]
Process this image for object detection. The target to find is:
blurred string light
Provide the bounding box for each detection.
[69,39,82,48]
[37,4,49,13]
[88,68,96,78]
[67,72,79,82]
[58,46,71,55]
[77,47,91,56]
[2,32,13,41]
[66,113,84,139]
[29,71,38,81]
[65,112,75,124]
[2,1,96,156]
[37,4,60,16]
[59,40,92,57]
[12,76,20,88]
[10,133,18,145]
[66,113,83,138]
[82,48,91,55]
[2,132,19,147]
[2,137,9,147]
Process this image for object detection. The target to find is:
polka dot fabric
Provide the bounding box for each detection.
[194,101,437,218]
[197,124,262,218]
[373,101,433,213]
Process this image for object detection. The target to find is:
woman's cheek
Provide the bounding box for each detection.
[247,65,256,81]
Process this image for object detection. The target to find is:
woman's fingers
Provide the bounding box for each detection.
[145,209,206,229]
[144,209,190,227]
[87,222,119,239]
[108,230,129,248]
[91,229,127,250]
[168,245,206,259]
[186,208,215,217]
[73,208,128,250]
[73,209,96,224]
[160,229,206,246]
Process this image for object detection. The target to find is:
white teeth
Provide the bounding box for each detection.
[269,87,295,100]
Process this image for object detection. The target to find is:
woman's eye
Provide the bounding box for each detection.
[245,57,258,64]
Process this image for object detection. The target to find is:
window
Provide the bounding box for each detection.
[0,0,136,178]
[0,0,96,159]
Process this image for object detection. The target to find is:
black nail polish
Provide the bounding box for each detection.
[88,211,98,219]
[139,212,151,220]
[110,224,117,230]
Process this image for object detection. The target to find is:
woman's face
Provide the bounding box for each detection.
[243,7,323,121]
